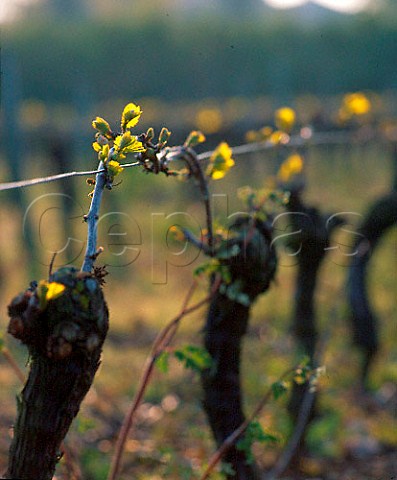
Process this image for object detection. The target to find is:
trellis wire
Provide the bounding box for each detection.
[0,131,355,192]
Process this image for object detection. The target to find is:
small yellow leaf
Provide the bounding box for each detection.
[343,92,371,116]
[114,132,145,154]
[169,225,186,242]
[107,160,124,178]
[114,132,132,151]
[37,280,66,309]
[92,117,111,136]
[92,142,101,153]
[275,107,296,133]
[121,102,142,130]
[269,130,289,145]
[206,142,235,180]
[46,282,66,301]
[211,170,226,180]
[339,92,371,123]
[277,153,304,182]
[99,143,110,161]
[123,138,146,153]
[184,130,206,148]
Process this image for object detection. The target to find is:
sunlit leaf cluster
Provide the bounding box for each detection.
[338,92,371,123]
[91,102,146,184]
[206,142,235,180]
[245,106,296,144]
[277,153,304,183]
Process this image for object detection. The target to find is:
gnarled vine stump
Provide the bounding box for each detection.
[347,191,397,387]
[285,188,342,456]
[201,217,277,480]
[5,266,109,480]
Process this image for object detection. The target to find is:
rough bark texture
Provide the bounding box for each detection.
[347,192,397,387]
[286,190,342,442]
[201,217,277,480]
[5,266,109,480]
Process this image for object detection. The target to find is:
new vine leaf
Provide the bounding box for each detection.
[90,101,236,194]
[156,345,213,374]
[236,421,278,465]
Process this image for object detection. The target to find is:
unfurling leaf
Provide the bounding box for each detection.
[158,127,171,145]
[37,281,66,310]
[156,351,170,373]
[206,142,235,180]
[184,130,206,148]
[271,380,289,400]
[173,345,213,372]
[106,160,124,178]
[114,132,145,154]
[92,117,112,137]
[121,102,142,131]
[146,127,155,141]
[92,142,102,153]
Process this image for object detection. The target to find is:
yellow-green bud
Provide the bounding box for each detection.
[96,134,108,146]
[92,117,111,136]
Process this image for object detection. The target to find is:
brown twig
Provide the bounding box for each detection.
[184,148,214,253]
[61,444,84,480]
[48,252,57,279]
[107,276,221,480]
[199,368,295,480]
[167,146,214,254]
[266,286,339,480]
[265,385,315,480]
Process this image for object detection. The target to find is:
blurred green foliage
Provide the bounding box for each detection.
[3,14,397,106]
[236,421,278,464]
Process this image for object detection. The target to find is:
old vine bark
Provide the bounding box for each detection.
[347,192,397,387]
[201,217,277,480]
[285,188,342,456]
[5,267,108,480]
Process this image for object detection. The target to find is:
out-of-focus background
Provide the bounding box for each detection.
[0,1,396,478]
[2,0,397,145]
